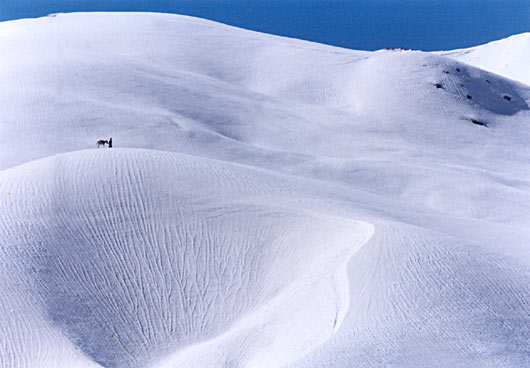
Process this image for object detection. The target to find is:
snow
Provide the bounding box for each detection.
[440,32,530,86]
[1,12,529,368]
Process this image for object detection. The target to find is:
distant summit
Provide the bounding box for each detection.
[441,32,530,86]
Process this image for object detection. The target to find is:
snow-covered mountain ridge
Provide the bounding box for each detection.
[440,32,530,86]
[1,12,529,368]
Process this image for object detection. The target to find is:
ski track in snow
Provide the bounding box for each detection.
[0,12,529,368]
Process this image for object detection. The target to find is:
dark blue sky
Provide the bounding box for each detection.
[1,0,529,51]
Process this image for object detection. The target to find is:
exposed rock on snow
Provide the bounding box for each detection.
[440,32,530,86]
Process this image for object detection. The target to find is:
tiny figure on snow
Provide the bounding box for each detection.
[96,138,112,148]
[96,139,108,148]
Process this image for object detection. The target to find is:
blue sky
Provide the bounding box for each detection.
[1,0,529,51]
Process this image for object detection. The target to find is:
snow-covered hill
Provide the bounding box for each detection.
[1,12,529,368]
[441,32,530,86]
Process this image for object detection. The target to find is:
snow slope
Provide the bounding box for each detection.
[0,149,372,367]
[441,32,530,86]
[1,12,529,368]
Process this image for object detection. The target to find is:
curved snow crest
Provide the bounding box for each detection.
[0,148,374,368]
[155,223,374,368]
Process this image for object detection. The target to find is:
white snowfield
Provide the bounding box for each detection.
[0,12,529,368]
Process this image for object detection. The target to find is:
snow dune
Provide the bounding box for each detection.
[0,149,371,367]
[1,12,529,368]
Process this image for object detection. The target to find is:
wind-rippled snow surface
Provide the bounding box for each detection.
[0,12,529,368]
